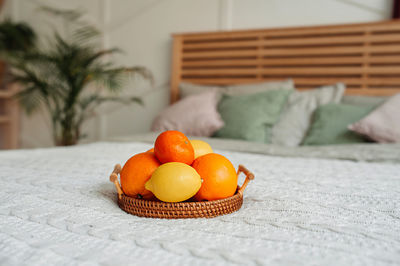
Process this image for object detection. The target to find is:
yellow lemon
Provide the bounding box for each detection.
[145,162,202,202]
[190,140,213,159]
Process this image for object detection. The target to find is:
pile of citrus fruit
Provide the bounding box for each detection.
[120,130,238,202]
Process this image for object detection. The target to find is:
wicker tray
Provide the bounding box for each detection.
[109,164,254,219]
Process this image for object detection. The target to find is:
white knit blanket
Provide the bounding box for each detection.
[1,142,399,266]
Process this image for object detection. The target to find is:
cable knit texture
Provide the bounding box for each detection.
[0,142,399,265]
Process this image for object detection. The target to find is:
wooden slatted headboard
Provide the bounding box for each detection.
[170,20,400,103]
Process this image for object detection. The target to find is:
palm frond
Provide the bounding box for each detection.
[126,66,154,85]
[14,86,45,114]
[80,48,121,68]
[86,67,128,93]
[72,25,100,44]
[80,94,143,109]
[0,19,36,53]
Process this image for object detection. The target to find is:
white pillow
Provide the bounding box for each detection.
[271,83,346,146]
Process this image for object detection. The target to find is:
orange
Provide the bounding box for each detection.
[146,148,154,153]
[192,153,238,201]
[120,152,160,199]
[154,131,194,165]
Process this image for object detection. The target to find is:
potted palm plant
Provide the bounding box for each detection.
[3,7,152,146]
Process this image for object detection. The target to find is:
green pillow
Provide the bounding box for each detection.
[214,89,292,142]
[302,103,375,145]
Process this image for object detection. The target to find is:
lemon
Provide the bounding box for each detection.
[145,162,202,202]
[190,140,213,159]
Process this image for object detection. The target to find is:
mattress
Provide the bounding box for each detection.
[1,141,400,265]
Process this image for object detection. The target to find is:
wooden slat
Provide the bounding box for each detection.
[367,56,400,63]
[182,68,259,76]
[345,88,400,96]
[266,22,400,37]
[182,32,260,42]
[183,47,400,60]
[263,35,364,46]
[183,67,365,76]
[181,78,362,86]
[182,34,400,49]
[263,46,356,57]
[369,35,400,43]
[367,66,400,74]
[182,47,364,59]
[182,66,400,76]
[182,59,258,67]
[182,57,364,68]
[262,57,364,65]
[182,56,400,67]
[182,50,258,59]
[370,23,400,33]
[295,87,397,95]
[290,78,362,85]
[183,40,260,50]
[264,66,400,75]
[367,77,400,85]
[368,45,400,54]
[265,45,400,56]
[264,35,400,46]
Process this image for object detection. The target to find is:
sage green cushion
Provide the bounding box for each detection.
[302,103,375,145]
[341,95,387,107]
[214,89,292,142]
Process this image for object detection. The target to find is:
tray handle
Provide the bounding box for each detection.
[237,164,255,196]
[109,164,123,199]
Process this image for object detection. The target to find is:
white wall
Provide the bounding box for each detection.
[4,0,393,148]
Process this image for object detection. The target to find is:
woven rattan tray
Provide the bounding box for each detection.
[109,164,254,219]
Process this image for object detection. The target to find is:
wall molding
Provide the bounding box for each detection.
[97,0,111,140]
[335,0,389,15]
[219,0,233,30]
[10,0,19,20]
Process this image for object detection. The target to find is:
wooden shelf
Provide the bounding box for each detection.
[0,90,13,98]
[0,115,10,123]
[0,83,19,149]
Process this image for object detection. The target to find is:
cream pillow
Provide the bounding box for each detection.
[271,83,346,146]
[349,94,400,143]
[151,90,224,137]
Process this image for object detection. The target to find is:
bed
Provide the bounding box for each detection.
[1,21,400,266]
